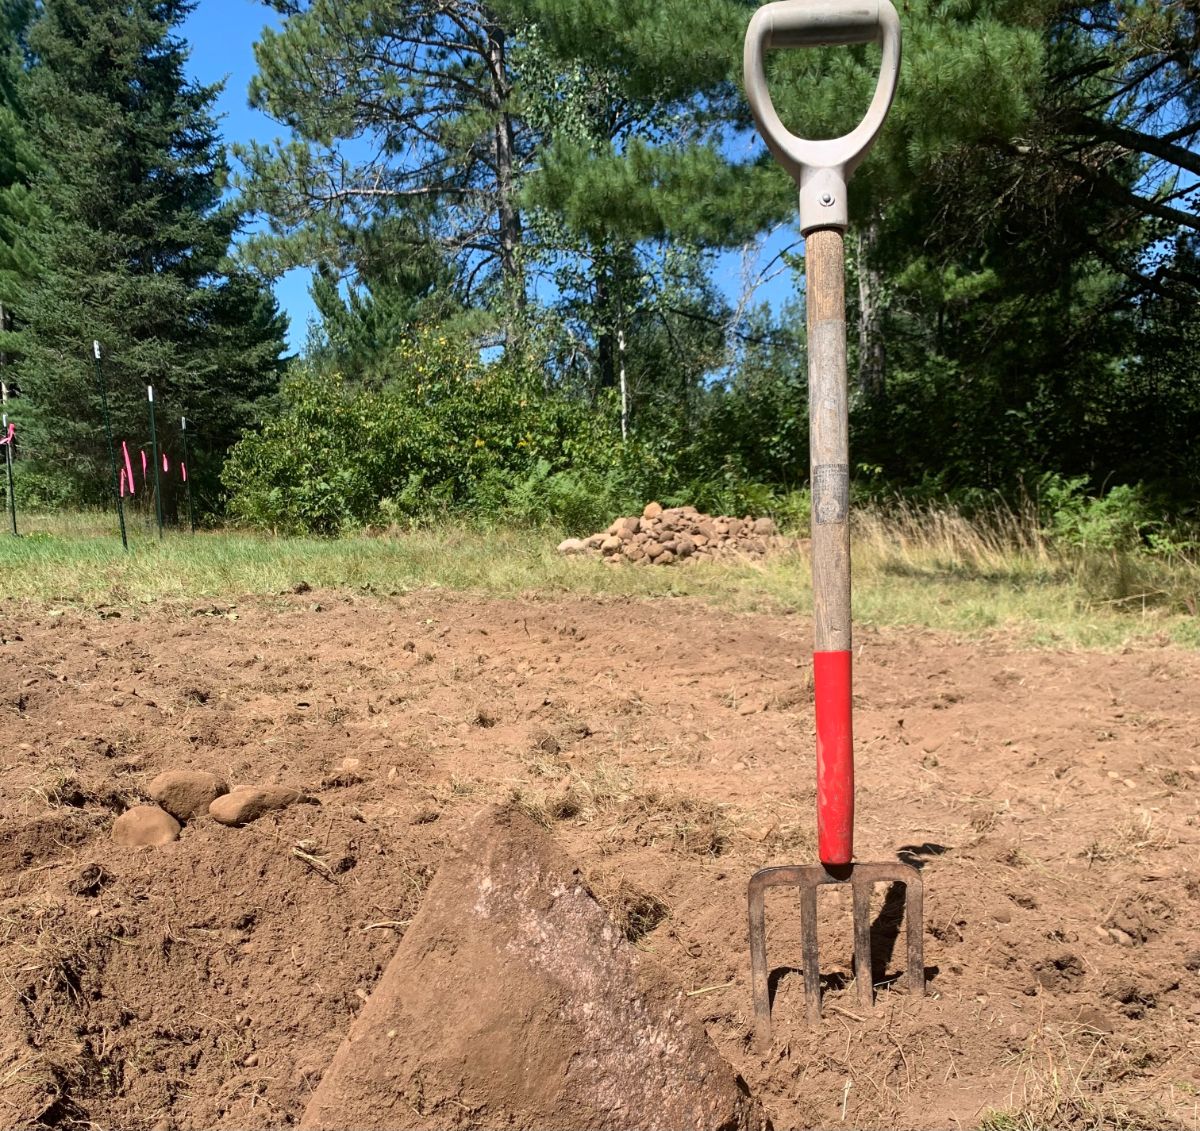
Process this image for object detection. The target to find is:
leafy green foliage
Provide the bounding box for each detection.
[1038,474,1162,554]
[223,330,644,533]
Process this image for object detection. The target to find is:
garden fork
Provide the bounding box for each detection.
[743,0,924,1043]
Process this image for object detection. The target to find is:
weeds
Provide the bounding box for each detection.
[980,1023,1185,1131]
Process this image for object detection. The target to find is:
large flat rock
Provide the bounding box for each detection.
[301,806,766,1130]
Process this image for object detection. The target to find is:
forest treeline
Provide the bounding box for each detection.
[0,0,1197,539]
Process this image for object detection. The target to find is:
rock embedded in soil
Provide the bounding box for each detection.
[112,805,181,847]
[148,770,229,821]
[299,805,767,1131]
[209,785,308,827]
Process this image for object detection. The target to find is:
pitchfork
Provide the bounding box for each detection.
[743,0,924,1041]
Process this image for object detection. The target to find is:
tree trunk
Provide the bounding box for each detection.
[484,21,524,316]
[595,268,615,390]
[854,221,886,400]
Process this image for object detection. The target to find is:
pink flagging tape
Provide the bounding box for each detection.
[141,448,147,483]
[120,468,128,497]
[0,422,13,445]
[162,452,169,473]
[121,441,136,495]
[181,462,187,483]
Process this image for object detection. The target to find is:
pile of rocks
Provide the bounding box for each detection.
[558,501,790,566]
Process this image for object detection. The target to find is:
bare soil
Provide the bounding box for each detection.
[1,592,1197,1130]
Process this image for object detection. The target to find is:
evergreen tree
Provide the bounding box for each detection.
[239,0,529,324]
[15,0,287,510]
[0,0,38,381]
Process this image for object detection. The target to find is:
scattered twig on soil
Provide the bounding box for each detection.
[360,920,412,932]
[291,844,338,882]
[686,979,735,997]
[827,1004,866,1022]
[889,1032,913,1092]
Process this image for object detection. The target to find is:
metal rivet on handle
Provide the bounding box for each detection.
[820,192,834,206]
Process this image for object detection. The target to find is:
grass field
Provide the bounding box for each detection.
[1,508,1198,648]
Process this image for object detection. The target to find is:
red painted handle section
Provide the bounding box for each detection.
[814,649,853,864]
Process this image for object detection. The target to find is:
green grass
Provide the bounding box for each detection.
[1,509,1198,649]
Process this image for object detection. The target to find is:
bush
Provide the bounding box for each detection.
[1038,474,1160,553]
[223,330,646,534]
[11,460,87,511]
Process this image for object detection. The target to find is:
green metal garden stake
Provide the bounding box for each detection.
[147,385,164,539]
[181,415,195,535]
[94,341,128,552]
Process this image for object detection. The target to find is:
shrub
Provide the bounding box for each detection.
[222,330,640,534]
[1038,474,1158,553]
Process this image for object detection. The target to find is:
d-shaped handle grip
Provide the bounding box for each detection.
[744,0,901,232]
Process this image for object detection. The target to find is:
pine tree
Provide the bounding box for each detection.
[239,0,529,322]
[15,0,287,509]
[0,0,39,379]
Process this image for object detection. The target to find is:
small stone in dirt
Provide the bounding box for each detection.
[292,581,312,594]
[556,538,588,555]
[209,786,309,827]
[148,770,229,821]
[1108,927,1136,947]
[1184,949,1200,972]
[112,805,181,847]
[642,500,663,519]
[67,862,115,897]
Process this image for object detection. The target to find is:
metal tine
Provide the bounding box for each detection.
[851,877,874,1011]
[748,861,924,1046]
[800,882,821,1027]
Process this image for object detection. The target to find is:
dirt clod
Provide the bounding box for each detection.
[65,862,114,897]
[300,806,766,1130]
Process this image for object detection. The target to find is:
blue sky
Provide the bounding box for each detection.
[180,0,801,356]
[182,0,316,351]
